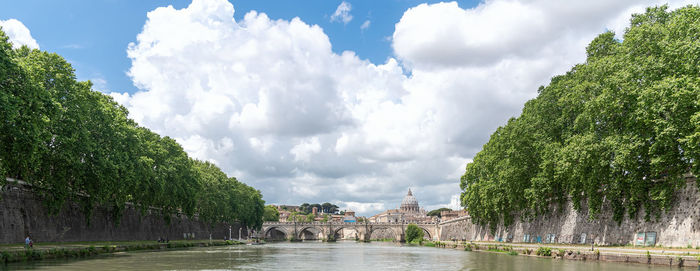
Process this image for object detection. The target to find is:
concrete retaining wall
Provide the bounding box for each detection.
[0,183,247,244]
[440,176,700,247]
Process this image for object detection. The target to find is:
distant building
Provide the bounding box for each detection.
[278,211,291,222]
[274,205,301,222]
[440,209,468,221]
[369,189,435,223]
[343,210,356,222]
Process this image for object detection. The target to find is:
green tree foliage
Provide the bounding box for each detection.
[460,5,700,232]
[306,213,316,222]
[263,205,280,222]
[405,224,424,243]
[287,212,314,222]
[298,202,339,214]
[0,29,264,228]
[426,208,451,217]
[288,212,303,222]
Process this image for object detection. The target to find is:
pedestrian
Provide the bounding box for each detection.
[25,235,31,249]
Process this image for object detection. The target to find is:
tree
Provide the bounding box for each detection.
[289,212,303,222]
[460,5,700,231]
[299,203,310,214]
[263,205,280,222]
[0,29,266,228]
[405,224,424,243]
[426,208,451,217]
[306,213,316,222]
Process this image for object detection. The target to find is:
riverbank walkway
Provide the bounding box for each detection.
[442,240,700,256]
[433,240,700,268]
[0,239,225,252]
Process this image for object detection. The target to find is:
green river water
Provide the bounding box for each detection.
[3,241,676,270]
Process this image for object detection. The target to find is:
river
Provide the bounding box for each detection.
[4,241,674,270]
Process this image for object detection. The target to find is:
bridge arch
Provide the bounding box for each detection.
[263,226,289,241]
[298,226,323,240]
[417,226,432,240]
[368,226,400,241]
[329,225,360,240]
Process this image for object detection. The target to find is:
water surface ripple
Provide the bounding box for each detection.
[5,241,672,270]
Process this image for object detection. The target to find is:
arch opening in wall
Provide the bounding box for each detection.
[264,227,288,241]
[419,227,432,240]
[368,227,398,241]
[298,227,322,240]
[332,226,358,240]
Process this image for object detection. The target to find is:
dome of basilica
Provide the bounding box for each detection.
[400,189,419,213]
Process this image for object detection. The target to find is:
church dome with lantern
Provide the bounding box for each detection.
[400,188,420,213]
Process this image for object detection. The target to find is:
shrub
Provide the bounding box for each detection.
[405,224,424,243]
[536,247,552,257]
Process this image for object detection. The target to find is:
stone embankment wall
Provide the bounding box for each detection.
[0,183,246,244]
[440,176,700,247]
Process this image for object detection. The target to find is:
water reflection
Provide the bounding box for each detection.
[3,241,673,270]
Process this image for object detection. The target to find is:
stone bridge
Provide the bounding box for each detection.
[260,221,439,242]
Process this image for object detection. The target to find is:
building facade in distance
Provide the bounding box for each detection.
[369,189,435,223]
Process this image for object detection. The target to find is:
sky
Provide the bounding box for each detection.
[1,0,695,216]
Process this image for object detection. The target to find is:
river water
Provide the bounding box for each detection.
[5,241,673,270]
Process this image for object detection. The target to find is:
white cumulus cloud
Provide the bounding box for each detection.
[114,0,693,216]
[290,137,322,163]
[0,19,39,49]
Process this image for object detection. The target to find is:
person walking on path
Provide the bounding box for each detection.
[25,235,32,249]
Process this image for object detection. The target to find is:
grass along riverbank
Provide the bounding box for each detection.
[0,239,243,264]
[421,240,700,268]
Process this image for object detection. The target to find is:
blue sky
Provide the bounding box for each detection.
[0,0,479,94]
[1,0,689,215]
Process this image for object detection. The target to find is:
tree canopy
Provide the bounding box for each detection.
[299,202,339,214]
[263,205,280,222]
[405,224,424,243]
[426,208,452,217]
[0,29,264,229]
[460,5,700,232]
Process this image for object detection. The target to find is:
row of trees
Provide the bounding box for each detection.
[426,208,451,218]
[460,5,699,231]
[288,212,321,222]
[299,202,340,214]
[0,30,264,228]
